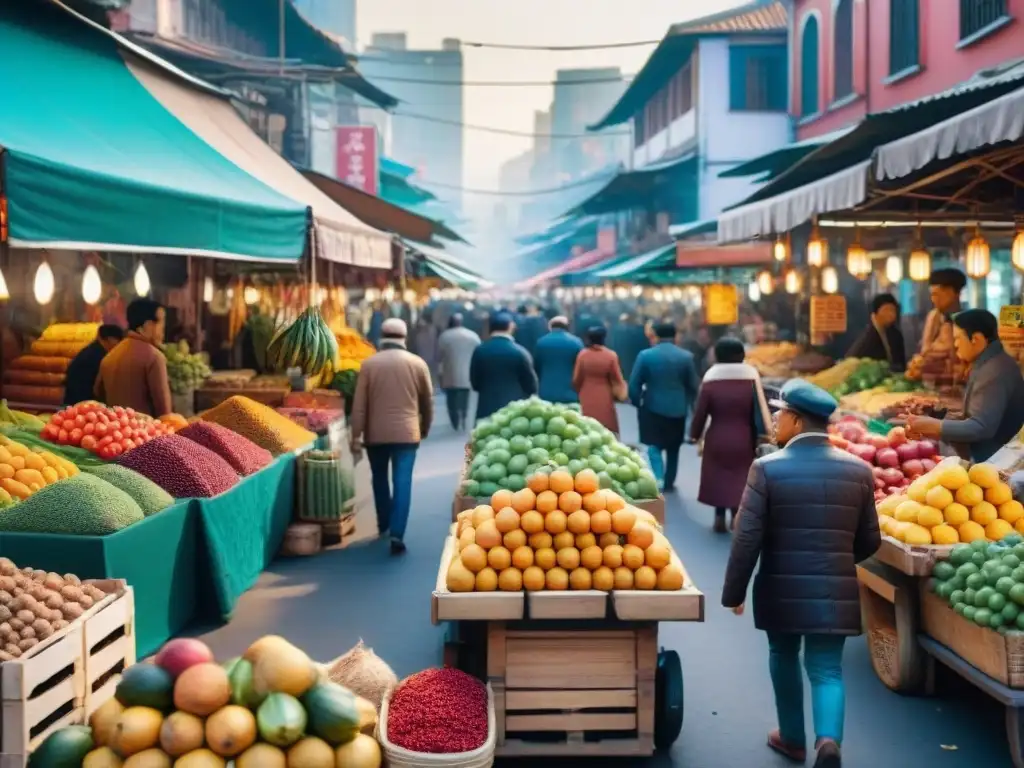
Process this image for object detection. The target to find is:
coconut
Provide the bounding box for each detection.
[324,641,397,709]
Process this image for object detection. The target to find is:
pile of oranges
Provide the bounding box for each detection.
[446,468,686,593]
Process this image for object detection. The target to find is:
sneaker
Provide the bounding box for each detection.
[390,538,407,556]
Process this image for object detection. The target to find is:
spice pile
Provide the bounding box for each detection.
[83,464,175,516]
[116,435,239,498]
[201,396,316,455]
[178,421,273,476]
[386,668,488,754]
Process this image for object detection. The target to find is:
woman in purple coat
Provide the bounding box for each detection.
[691,338,773,533]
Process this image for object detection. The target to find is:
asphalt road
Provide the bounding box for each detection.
[194,406,1013,768]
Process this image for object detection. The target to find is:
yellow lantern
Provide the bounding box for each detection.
[965,231,991,278]
[134,262,151,297]
[846,242,871,279]
[773,237,788,262]
[1013,230,1024,272]
[908,247,931,282]
[821,266,839,294]
[203,277,214,303]
[784,268,802,295]
[885,255,903,283]
[806,234,828,268]
[756,270,775,296]
[748,282,761,302]
[0,267,9,301]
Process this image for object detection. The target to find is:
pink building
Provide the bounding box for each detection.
[789,0,1024,139]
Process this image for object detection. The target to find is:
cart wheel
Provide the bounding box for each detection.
[655,648,683,750]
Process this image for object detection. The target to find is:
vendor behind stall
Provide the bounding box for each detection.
[64,324,124,406]
[846,293,906,371]
[907,309,1024,462]
[907,268,967,381]
[95,299,173,418]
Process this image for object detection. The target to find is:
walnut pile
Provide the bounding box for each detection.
[0,559,106,662]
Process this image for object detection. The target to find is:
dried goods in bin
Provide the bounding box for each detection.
[116,434,239,498]
[83,463,175,516]
[386,669,488,754]
[177,421,272,476]
[200,395,315,455]
[0,473,144,534]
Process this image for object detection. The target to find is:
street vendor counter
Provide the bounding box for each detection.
[0,448,302,656]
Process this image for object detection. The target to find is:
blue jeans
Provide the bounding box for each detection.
[646,445,680,490]
[768,633,846,748]
[366,444,418,541]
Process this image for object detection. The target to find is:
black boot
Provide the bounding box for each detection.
[713,508,728,533]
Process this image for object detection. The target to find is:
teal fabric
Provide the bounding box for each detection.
[0,4,307,261]
[195,452,297,619]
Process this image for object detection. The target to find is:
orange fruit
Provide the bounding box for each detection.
[498,568,523,591]
[535,548,557,570]
[603,544,624,568]
[520,510,545,534]
[955,483,983,507]
[634,566,657,590]
[605,493,626,513]
[546,567,569,590]
[592,566,614,591]
[526,473,550,494]
[569,568,593,590]
[582,491,607,513]
[580,545,604,570]
[599,532,621,548]
[559,491,583,514]
[536,491,558,514]
[1000,500,1024,525]
[971,501,998,526]
[460,544,487,573]
[613,566,634,590]
[627,523,655,550]
[925,485,953,511]
[503,530,527,551]
[490,489,513,511]
[622,544,645,570]
[512,546,535,569]
[553,531,575,550]
[557,547,581,570]
[528,532,552,549]
[545,510,568,534]
[612,507,637,535]
[574,469,599,494]
[511,488,537,514]
[986,483,1013,507]
[567,510,591,535]
[575,533,597,550]
[549,470,574,494]
[487,546,512,571]
[494,507,521,534]
[590,509,612,534]
[1016,518,1024,536]
[523,566,546,591]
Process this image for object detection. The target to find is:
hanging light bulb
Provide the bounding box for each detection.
[748,282,761,302]
[134,261,151,297]
[885,255,903,283]
[806,232,828,268]
[82,264,102,305]
[1013,229,1024,272]
[0,266,10,301]
[773,237,788,262]
[652,290,664,302]
[756,270,775,296]
[821,266,839,294]
[403,289,417,303]
[965,229,991,278]
[243,286,260,305]
[846,241,871,279]
[631,285,643,297]
[203,277,214,303]
[908,247,931,282]
[614,286,628,299]
[34,261,55,305]
[784,268,802,295]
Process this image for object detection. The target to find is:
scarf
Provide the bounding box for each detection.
[380,339,407,350]
[701,363,773,438]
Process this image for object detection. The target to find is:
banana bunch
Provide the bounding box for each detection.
[805,358,861,390]
[265,307,339,376]
[0,400,46,431]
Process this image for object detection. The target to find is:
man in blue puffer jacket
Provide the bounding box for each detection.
[533,317,584,405]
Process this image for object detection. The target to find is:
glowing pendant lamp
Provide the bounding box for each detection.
[81,265,102,305]
[821,266,839,294]
[0,267,8,301]
[756,270,775,296]
[134,261,151,297]
[34,261,55,305]
[885,255,903,283]
[965,229,991,279]
[784,268,802,295]
[203,277,214,303]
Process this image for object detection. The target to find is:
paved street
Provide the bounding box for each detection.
[194,406,1012,767]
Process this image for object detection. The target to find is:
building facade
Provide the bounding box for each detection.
[359,34,465,213]
[291,0,356,49]
[790,0,1024,139]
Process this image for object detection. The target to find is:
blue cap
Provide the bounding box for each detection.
[769,379,838,421]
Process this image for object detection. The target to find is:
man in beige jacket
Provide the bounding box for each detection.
[350,318,434,554]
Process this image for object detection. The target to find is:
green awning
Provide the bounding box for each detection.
[406,243,490,289]
[0,2,308,261]
[566,153,698,218]
[596,243,676,279]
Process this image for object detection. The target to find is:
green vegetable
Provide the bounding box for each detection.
[302,681,361,745]
[28,726,93,768]
[0,474,143,535]
[115,663,175,711]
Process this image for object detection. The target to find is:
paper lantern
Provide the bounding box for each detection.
[203,277,214,303]
[748,282,761,302]
[806,235,828,267]
[965,232,991,278]
[652,290,664,302]
[34,261,55,305]
[908,248,931,282]
[756,270,775,296]
[773,237,788,262]
[846,243,871,279]
[243,286,260,305]
[784,268,802,295]
[821,266,839,294]
[1013,231,1024,272]
[885,255,903,283]
[81,265,102,305]
[0,267,9,301]
[134,262,151,297]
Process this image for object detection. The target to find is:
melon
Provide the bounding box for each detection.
[286,737,335,768]
[174,663,231,716]
[205,705,257,758]
[224,658,266,710]
[301,681,360,745]
[155,639,214,679]
[111,707,163,758]
[159,711,205,757]
[333,733,382,768]
[29,726,95,768]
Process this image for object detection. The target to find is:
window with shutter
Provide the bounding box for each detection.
[889,0,920,74]
[800,16,820,118]
[729,44,787,112]
[833,0,854,99]
[960,0,1009,40]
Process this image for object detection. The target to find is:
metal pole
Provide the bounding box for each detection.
[278,0,285,76]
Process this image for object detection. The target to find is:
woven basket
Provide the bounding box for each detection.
[376,683,495,768]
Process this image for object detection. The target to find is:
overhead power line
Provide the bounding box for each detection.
[360,74,634,87]
[461,39,662,51]
[415,173,617,197]
[369,107,630,139]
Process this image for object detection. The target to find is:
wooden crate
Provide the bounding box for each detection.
[486,622,656,758]
[874,537,954,577]
[0,581,133,766]
[919,582,1024,689]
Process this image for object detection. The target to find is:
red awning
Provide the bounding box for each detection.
[516,248,608,288]
[675,241,772,268]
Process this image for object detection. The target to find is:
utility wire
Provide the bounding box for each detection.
[461,39,662,51]
[371,108,630,139]
[358,74,634,87]
[413,173,617,197]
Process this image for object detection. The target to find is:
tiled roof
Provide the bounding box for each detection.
[670,0,787,36]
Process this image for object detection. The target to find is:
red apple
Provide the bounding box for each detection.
[902,459,925,477]
[154,638,215,679]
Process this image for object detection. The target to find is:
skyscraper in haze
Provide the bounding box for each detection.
[551,68,628,180]
[291,0,356,48]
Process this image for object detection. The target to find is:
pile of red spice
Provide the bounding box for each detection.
[387,668,488,753]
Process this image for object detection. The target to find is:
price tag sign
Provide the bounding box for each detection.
[810,295,847,336]
[999,305,1024,363]
[704,284,738,326]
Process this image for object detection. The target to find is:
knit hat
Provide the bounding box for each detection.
[381,318,408,338]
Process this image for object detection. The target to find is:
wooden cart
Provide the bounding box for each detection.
[432,528,702,758]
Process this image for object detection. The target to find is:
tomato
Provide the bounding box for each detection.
[80,435,98,451]
[85,412,98,424]
[125,408,136,418]
[65,406,78,418]
[121,439,136,451]
[111,430,124,442]
[98,435,113,447]
[57,429,70,445]
[98,444,114,460]
[68,428,84,445]
[82,423,95,436]
[145,426,156,438]
[42,424,59,440]
[108,443,124,457]
[93,422,108,437]
[51,415,64,427]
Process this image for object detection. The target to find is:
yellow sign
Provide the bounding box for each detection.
[704,284,738,326]
[810,295,847,336]
[999,305,1024,357]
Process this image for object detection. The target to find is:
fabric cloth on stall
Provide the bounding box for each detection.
[533,328,584,404]
[573,345,626,435]
[469,334,538,422]
[690,363,772,510]
[940,340,1024,462]
[95,332,173,417]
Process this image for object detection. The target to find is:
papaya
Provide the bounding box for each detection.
[301,681,360,746]
[123,749,172,768]
[224,657,265,709]
[116,664,175,712]
[29,726,95,767]
[256,693,307,748]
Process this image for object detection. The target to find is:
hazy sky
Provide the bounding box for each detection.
[357,0,745,212]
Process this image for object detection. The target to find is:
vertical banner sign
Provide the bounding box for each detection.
[809,295,848,345]
[704,284,739,326]
[335,126,379,196]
